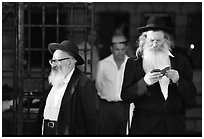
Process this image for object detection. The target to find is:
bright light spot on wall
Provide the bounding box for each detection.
[190,44,195,49]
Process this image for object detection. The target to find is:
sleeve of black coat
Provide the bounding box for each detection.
[176,55,197,102]
[80,76,99,134]
[121,58,147,103]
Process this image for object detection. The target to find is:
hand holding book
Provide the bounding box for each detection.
[150,66,171,76]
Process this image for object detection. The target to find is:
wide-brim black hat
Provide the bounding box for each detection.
[137,16,174,34]
[48,40,84,65]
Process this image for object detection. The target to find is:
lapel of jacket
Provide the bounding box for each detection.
[57,68,82,133]
[59,68,82,114]
[170,55,178,70]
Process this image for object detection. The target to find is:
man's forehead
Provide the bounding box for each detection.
[53,50,69,58]
[112,35,126,43]
[146,31,164,39]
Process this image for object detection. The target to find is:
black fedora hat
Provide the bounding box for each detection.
[48,40,84,65]
[137,16,174,34]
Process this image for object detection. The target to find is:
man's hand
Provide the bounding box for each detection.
[144,71,163,85]
[165,69,179,84]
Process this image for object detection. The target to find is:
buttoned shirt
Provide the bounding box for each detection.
[96,54,128,102]
[159,52,174,100]
[43,68,75,121]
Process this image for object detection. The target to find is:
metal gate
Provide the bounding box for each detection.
[3,2,94,135]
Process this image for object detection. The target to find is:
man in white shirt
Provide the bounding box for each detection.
[36,40,98,135]
[95,34,129,135]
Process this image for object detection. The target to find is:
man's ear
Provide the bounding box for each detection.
[72,59,77,66]
[67,59,72,67]
[110,46,113,52]
[68,61,72,66]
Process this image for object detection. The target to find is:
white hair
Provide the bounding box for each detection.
[135,30,174,59]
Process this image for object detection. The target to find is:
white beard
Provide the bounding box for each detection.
[142,44,171,100]
[48,69,66,87]
[142,46,171,73]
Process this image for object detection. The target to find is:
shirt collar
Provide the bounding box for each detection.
[109,54,129,64]
[169,51,174,57]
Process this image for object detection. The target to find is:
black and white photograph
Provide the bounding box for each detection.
[2,1,202,136]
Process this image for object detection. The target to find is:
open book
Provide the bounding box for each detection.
[151,65,171,75]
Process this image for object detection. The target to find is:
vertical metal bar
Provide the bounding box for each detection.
[27,3,31,120]
[13,2,18,135]
[42,4,45,96]
[90,3,94,79]
[85,4,89,74]
[84,4,87,74]
[70,3,74,40]
[17,2,24,135]
[28,4,31,76]
[56,4,59,42]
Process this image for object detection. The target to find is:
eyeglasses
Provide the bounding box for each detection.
[146,39,163,45]
[49,57,71,65]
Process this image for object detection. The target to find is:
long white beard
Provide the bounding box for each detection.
[143,47,171,73]
[48,69,66,87]
[142,44,171,100]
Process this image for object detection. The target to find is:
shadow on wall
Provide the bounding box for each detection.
[96,12,130,60]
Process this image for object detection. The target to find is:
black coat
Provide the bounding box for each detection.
[121,54,196,135]
[35,68,99,136]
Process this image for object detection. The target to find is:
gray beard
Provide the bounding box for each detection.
[48,69,66,87]
[142,48,171,73]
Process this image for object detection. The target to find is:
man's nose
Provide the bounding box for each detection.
[52,65,58,70]
[152,42,157,47]
[119,50,125,54]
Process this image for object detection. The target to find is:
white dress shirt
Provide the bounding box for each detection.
[159,52,174,100]
[43,68,75,121]
[96,54,128,102]
[159,75,170,100]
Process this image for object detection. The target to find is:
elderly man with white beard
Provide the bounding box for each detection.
[35,40,98,136]
[121,16,196,136]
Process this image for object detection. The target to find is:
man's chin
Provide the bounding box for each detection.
[49,78,63,87]
[48,71,66,86]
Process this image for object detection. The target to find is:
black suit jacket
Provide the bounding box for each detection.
[35,68,99,135]
[121,54,196,135]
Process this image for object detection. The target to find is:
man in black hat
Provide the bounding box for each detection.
[36,40,99,135]
[121,16,196,135]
